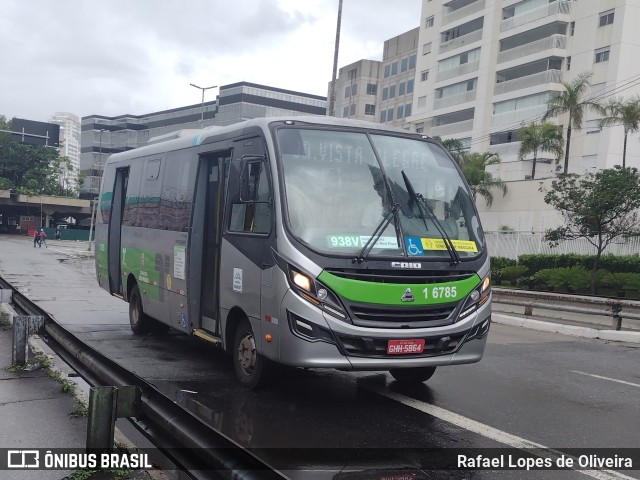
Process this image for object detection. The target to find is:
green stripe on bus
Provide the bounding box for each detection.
[317,271,481,306]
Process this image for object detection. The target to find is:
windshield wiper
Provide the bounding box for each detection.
[401,170,461,265]
[353,204,400,264]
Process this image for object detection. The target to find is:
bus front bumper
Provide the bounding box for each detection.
[275,289,491,370]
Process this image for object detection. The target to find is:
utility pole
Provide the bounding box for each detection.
[190,83,217,128]
[327,0,343,117]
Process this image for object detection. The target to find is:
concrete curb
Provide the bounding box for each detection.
[493,313,640,343]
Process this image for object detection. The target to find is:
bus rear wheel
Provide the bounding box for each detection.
[233,319,270,389]
[389,366,436,385]
[129,284,151,335]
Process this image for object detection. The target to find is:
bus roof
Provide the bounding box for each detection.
[104,116,426,164]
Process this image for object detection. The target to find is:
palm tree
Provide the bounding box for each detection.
[543,72,599,174]
[517,122,564,180]
[597,95,640,168]
[459,152,507,207]
[432,136,465,165]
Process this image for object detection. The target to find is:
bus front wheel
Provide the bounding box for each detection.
[233,319,270,389]
[129,284,151,335]
[389,366,436,385]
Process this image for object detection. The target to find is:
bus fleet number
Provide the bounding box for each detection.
[423,286,457,300]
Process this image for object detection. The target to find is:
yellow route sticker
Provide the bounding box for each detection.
[420,238,478,252]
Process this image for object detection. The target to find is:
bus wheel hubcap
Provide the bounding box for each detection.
[238,333,256,376]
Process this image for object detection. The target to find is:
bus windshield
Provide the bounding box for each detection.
[276,127,484,259]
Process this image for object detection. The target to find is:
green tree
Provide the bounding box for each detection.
[517,122,564,180]
[0,115,75,196]
[543,167,640,293]
[459,152,507,207]
[543,72,599,174]
[432,136,465,165]
[597,95,640,168]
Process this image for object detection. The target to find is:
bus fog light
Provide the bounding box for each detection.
[317,288,328,300]
[470,290,480,301]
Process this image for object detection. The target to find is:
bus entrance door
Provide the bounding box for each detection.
[189,153,227,336]
[108,167,129,295]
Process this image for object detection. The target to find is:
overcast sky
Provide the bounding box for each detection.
[1,0,422,122]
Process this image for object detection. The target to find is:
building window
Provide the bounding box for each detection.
[595,47,610,63]
[380,110,387,122]
[566,56,571,71]
[405,103,412,117]
[425,16,434,28]
[407,79,414,94]
[415,122,424,133]
[421,70,429,82]
[401,57,408,72]
[389,85,396,98]
[570,21,575,36]
[409,54,417,70]
[351,84,357,96]
[399,82,406,96]
[366,83,377,95]
[599,10,614,27]
[343,106,349,117]
[423,42,432,55]
[391,62,398,75]
[384,64,391,78]
[398,105,404,119]
[344,86,351,98]
[382,87,389,101]
[350,104,356,116]
[387,108,394,121]
[365,104,375,115]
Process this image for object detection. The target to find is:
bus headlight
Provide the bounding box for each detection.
[458,275,491,320]
[287,267,350,322]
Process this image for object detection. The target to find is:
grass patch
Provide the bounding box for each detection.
[69,400,88,418]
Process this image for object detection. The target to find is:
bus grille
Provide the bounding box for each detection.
[337,331,468,358]
[324,268,476,285]
[348,303,457,328]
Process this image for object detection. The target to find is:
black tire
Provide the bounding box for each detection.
[233,319,271,389]
[389,366,436,385]
[129,284,151,335]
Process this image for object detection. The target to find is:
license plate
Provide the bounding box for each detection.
[387,339,425,355]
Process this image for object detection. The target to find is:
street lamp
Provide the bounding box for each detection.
[190,83,217,128]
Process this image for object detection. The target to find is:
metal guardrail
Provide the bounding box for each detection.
[493,287,640,330]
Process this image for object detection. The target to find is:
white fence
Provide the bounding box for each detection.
[485,232,640,259]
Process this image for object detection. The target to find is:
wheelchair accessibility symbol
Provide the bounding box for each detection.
[404,237,424,256]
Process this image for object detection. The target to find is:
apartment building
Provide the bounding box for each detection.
[405,0,640,230]
[48,112,81,193]
[332,28,419,127]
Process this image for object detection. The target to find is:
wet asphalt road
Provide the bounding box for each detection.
[1,236,639,479]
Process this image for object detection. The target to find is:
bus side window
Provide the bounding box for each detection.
[230,161,271,234]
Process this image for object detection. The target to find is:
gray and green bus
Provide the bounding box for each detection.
[95,117,491,388]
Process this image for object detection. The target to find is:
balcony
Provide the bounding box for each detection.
[434,90,477,110]
[489,142,521,157]
[494,70,563,96]
[497,35,566,64]
[439,29,483,54]
[436,60,480,82]
[500,1,571,32]
[491,104,547,127]
[442,0,485,26]
[430,119,474,137]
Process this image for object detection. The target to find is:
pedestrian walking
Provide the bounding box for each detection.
[39,228,47,248]
[33,229,40,247]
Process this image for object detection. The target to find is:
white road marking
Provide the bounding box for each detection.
[364,382,637,480]
[571,371,640,389]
